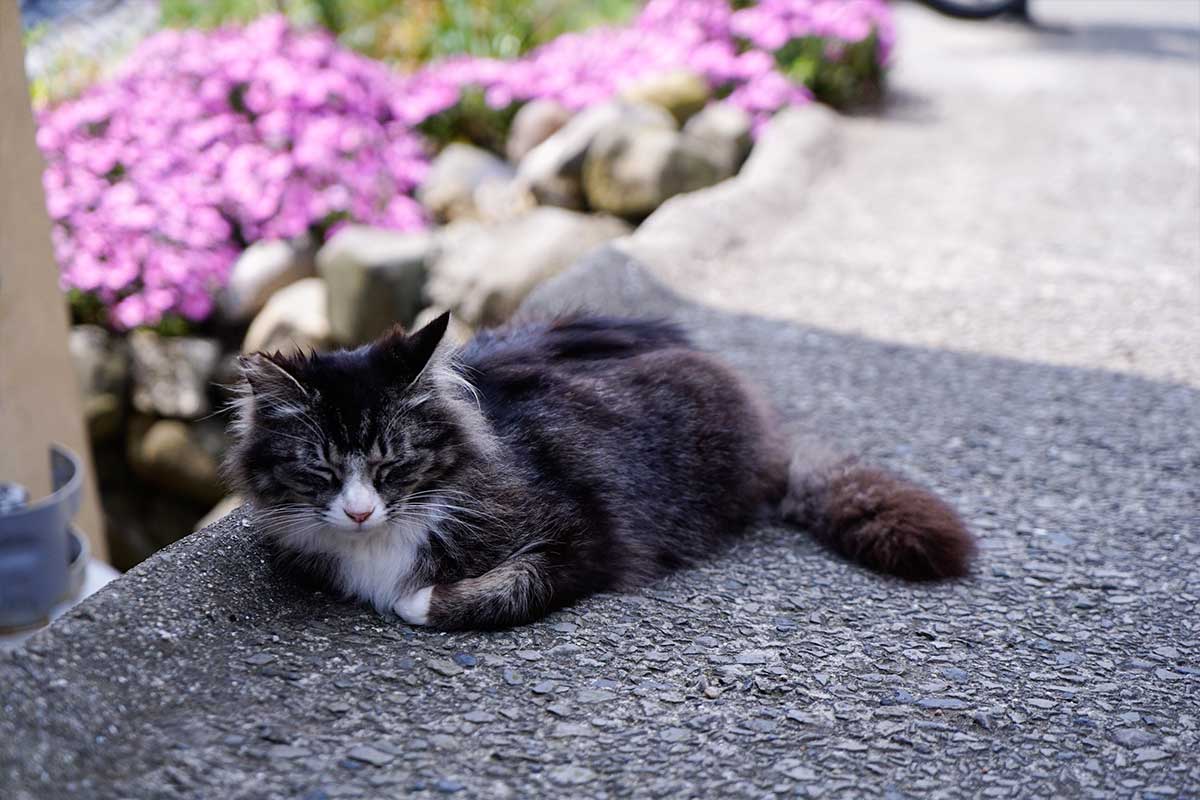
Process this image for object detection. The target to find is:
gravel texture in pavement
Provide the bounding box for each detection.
[2,251,1197,799]
[4,3,1198,797]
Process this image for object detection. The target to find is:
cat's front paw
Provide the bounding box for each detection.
[394,586,434,626]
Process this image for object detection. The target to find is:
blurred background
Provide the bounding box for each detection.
[4,0,1198,577]
[11,0,899,571]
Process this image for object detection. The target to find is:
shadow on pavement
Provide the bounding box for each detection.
[3,247,1197,798]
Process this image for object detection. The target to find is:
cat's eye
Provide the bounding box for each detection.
[276,464,338,492]
[303,466,338,486]
[373,460,407,484]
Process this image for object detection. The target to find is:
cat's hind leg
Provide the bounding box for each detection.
[394,553,555,630]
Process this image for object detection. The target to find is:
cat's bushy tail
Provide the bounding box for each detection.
[780,453,975,580]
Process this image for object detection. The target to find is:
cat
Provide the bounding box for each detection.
[224,312,975,630]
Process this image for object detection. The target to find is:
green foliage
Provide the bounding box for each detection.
[416,87,521,154]
[68,289,108,327]
[774,32,885,110]
[158,0,638,64]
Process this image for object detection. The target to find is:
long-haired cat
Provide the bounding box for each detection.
[225,313,974,630]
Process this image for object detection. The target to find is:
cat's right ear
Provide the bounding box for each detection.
[237,352,309,399]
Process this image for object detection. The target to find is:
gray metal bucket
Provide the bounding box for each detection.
[0,444,83,631]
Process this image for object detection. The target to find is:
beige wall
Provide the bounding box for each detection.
[1,2,107,559]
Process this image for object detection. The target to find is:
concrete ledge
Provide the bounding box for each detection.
[3,248,1198,798]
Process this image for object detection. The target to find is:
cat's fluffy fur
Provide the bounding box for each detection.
[225,313,974,630]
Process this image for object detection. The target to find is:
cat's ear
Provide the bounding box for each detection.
[238,352,309,400]
[407,311,450,372]
[374,312,450,382]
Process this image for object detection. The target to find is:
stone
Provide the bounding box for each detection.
[266,745,311,759]
[427,659,463,677]
[683,103,753,179]
[69,324,128,442]
[547,766,596,787]
[620,69,711,124]
[417,143,516,223]
[917,698,970,710]
[346,746,395,767]
[128,331,220,420]
[243,278,332,356]
[82,394,124,444]
[316,226,433,346]
[516,101,675,209]
[471,176,537,224]
[1133,748,1170,763]
[217,238,316,323]
[126,418,226,506]
[506,99,573,163]
[736,650,772,665]
[583,124,723,219]
[575,690,615,704]
[1113,728,1158,748]
[426,209,630,327]
[783,766,817,782]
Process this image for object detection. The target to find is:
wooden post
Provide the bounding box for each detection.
[0,3,107,560]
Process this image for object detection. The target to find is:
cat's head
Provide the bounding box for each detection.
[225,312,482,535]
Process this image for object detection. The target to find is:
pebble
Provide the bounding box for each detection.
[267,745,312,759]
[531,681,557,695]
[428,660,463,677]
[736,650,772,665]
[452,653,477,668]
[346,746,395,767]
[1113,728,1158,748]
[784,766,817,781]
[1027,699,1058,710]
[464,711,496,724]
[433,778,464,794]
[547,766,597,786]
[918,698,969,710]
[661,727,691,742]
[576,689,616,703]
[244,653,276,666]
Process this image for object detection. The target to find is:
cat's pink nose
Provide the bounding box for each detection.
[345,508,374,525]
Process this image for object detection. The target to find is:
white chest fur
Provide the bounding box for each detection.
[334,528,425,614]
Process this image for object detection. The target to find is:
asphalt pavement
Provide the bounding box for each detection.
[2,2,1198,798]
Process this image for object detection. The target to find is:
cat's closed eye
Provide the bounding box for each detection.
[372,459,409,485]
[275,464,339,493]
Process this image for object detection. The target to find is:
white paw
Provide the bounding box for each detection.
[394,586,434,626]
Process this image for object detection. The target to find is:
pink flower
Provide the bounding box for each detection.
[37,3,891,329]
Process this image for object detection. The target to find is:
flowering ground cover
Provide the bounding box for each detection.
[37,0,893,330]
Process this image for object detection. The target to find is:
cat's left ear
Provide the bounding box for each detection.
[238,352,309,400]
[375,311,450,382]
